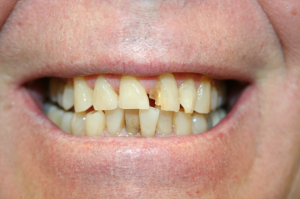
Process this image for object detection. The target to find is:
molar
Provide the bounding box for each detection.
[119,76,149,109]
[73,77,93,112]
[124,109,140,135]
[149,73,180,112]
[85,111,106,136]
[194,76,211,114]
[179,78,196,113]
[139,107,160,137]
[106,108,125,136]
[93,75,118,110]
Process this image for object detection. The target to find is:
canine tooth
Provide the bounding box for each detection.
[192,112,208,134]
[156,109,173,136]
[139,107,160,137]
[73,77,93,112]
[125,109,140,135]
[62,81,74,110]
[71,112,86,136]
[49,78,59,102]
[210,84,218,111]
[173,111,192,135]
[93,75,118,110]
[106,108,124,136]
[57,80,66,108]
[194,76,211,114]
[149,73,179,112]
[119,76,149,109]
[179,78,196,113]
[85,111,106,136]
[61,112,73,134]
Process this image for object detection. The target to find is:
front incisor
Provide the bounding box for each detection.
[93,75,118,110]
[194,76,211,114]
[156,109,173,136]
[149,73,180,112]
[139,107,160,137]
[179,78,196,113]
[119,76,149,109]
[85,111,106,136]
[73,77,93,112]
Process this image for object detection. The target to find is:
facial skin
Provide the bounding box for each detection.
[0,0,299,198]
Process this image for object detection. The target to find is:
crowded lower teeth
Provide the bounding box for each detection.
[43,73,227,137]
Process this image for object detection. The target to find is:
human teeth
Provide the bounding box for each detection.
[73,77,93,112]
[149,73,179,112]
[85,111,106,136]
[71,112,86,136]
[179,78,196,113]
[60,112,73,134]
[49,78,59,102]
[210,110,221,127]
[124,109,140,135]
[210,84,218,111]
[194,76,211,114]
[139,107,160,137]
[47,106,64,127]
[57,80,66,108]
[173,111,192,135]
[62,81,74,110]
[93,75,118,110]
[106,108,124,136]
[192,112,208,134]
[156,109,173,136]
[119,76,149,109]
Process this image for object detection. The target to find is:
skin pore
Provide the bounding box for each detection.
[0,0,300,198]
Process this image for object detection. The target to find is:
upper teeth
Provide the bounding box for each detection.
[46,73,227,137]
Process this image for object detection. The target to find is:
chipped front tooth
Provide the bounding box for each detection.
[62,81,74,110]
[71,112,86,136]
[179,78,196,113]
[210,84,218,111]
[106,108,124,136]
[173,111,192,136]
[93,75,118,110]
[85,111,106,136]
[73,77,93,112]
[57,80,66,108]
[139,107,160,137]
[156,109,173,136]
[125,109,140,135]
[119,76,149,109]
[194,76,211,114]
[149,73,179,112]
[61,112,73,134]
[192,112,208,134]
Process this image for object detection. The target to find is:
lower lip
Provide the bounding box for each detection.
[11,83,257,195]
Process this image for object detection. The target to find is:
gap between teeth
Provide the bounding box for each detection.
[44,73,227,137]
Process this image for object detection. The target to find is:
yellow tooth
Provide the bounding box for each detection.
[48,107,64,127]
[73,77,93,112]
[210,110,221,127]
[149,73,179,112]
[119,76,149,109]
[139,107,160,137]
[192,112,208,134]
[61,112,73,134]
[57,80,66,108]
[173,111,192,136]
[210,84,218,111]
[93,75,118,110]
[62,81,74,110]
[156,108,173,136]
[85,111,106,136]
[125,109,140,135]
[179,78,196,113]
[106,108,124,136]
[71,112,86,136]
[49,78,59,103]
[194,76,211,114]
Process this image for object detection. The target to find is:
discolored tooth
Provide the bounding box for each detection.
[210,84,218,111]
[173,111,192,136]
[71,112,86,136]
[49,107,64,127]
[179,78,196,113]
[124,109,140,135]
[85,111,106,136]
[149,73,179,112]
[139,107,160,137]
[106,108,124,136]
[57,80,66,108]
[156,109,173,136]
[192,112,208,134]
[62,81,74,110]
[73,77,93,112]
[194,76,211,114]
[119,76,149,109]
[60,112,73,134]
[93,75,118,110]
